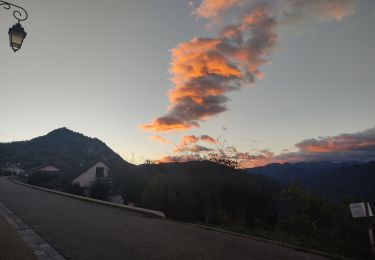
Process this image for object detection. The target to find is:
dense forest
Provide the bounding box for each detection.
[1,128,374,258]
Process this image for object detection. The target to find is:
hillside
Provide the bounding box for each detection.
[1,129,372,257]
[246,161,375,201]
[0,128,134,184]
[305,162,375,201]
[114,160,283,226]
[245,161,357,184]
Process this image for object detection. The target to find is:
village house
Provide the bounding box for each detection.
[72,161,123,204]
[72,161,111,188]
[30,165,60,174]
[1,165,25,176]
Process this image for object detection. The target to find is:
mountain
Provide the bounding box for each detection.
[305,162,375,201]
[246,161,375,201]
[245,161,357,184]
[0,127,134,183]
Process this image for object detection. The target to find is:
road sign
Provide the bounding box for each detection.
[350,202,373,218]
[350,202,375,258]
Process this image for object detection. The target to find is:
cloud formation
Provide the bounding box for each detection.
[148,135,171,144]
[243,127,375,168]
[282,0,356,22]
[201,135,217,144]
[174,134,217,153]
[195,0,242,19]
[155,127,375,168]
[179,135,200,147]
[139,0,356,133]
[295,128,375,153]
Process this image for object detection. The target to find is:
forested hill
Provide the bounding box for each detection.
[304,161,375,201]
[0,127,133,171]
[246,161,375,201]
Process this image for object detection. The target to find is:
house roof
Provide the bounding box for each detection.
[39,166,60,172]
[2,166,25,173]
[31,165,60,172]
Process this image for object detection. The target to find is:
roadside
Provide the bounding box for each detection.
[0,177,329,260]
[0,201,65,260]
[0,213,36,260]
[11,178,351,259]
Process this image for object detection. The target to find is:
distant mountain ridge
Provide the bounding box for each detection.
[246,161,375,201]
[3,128,374,202]
[245,161,359,184]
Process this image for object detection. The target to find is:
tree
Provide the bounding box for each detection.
[89,179,111,201]
[64,183,85,196]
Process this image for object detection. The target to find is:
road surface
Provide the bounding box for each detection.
[0,177,327,260]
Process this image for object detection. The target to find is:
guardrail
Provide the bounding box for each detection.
[11,178,166,219]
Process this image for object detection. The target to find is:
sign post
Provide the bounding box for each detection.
[350,202,375,258]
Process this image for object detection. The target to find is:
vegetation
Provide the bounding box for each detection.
[112,162,373,258]
[89,179,112,201]
[2,128,374,258]
[63,183,85,196]
[0,127,132,178]
[27,172,59,187]
[247,161,375,202]
[277,185,370,257]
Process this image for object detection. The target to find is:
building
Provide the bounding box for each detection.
[72,161,110,188]
[2,166,25,176]
[30,165,60,174]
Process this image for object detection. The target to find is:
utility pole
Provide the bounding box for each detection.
[365,202,375,259]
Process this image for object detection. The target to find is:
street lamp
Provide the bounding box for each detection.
[8,22,26,52]
[0,1,28,52]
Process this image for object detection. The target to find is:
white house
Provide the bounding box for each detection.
[72,161,110,188]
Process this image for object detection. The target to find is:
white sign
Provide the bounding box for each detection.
[350,202,373,218]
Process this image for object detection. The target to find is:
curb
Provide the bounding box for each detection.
[11,178,166,219]
[0,202,66,260]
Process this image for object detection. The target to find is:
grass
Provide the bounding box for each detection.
[0,214,36,260]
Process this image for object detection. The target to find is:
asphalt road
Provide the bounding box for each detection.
[0,177,328,260]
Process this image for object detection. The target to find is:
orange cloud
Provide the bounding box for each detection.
[139,117,197,133]
[242,127,375,168]
[195,0,241,19]
[140,5,277,133]
[200,135,217,144]
[139,0,356,134]
[148,135,170,144]
[296,129,375,153]
[155,127,375,168]
[155,154,202,164]
[179,135,200,147]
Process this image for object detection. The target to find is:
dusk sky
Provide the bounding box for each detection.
[0,0,374,166]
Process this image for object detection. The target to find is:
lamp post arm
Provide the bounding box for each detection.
[0,1,28,22]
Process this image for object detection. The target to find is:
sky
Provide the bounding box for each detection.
[0,0,374,166]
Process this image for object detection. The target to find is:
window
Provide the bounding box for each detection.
[96,167,104,178]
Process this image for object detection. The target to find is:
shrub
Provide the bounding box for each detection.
[89,179,111,201]
[64,183,85,196]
